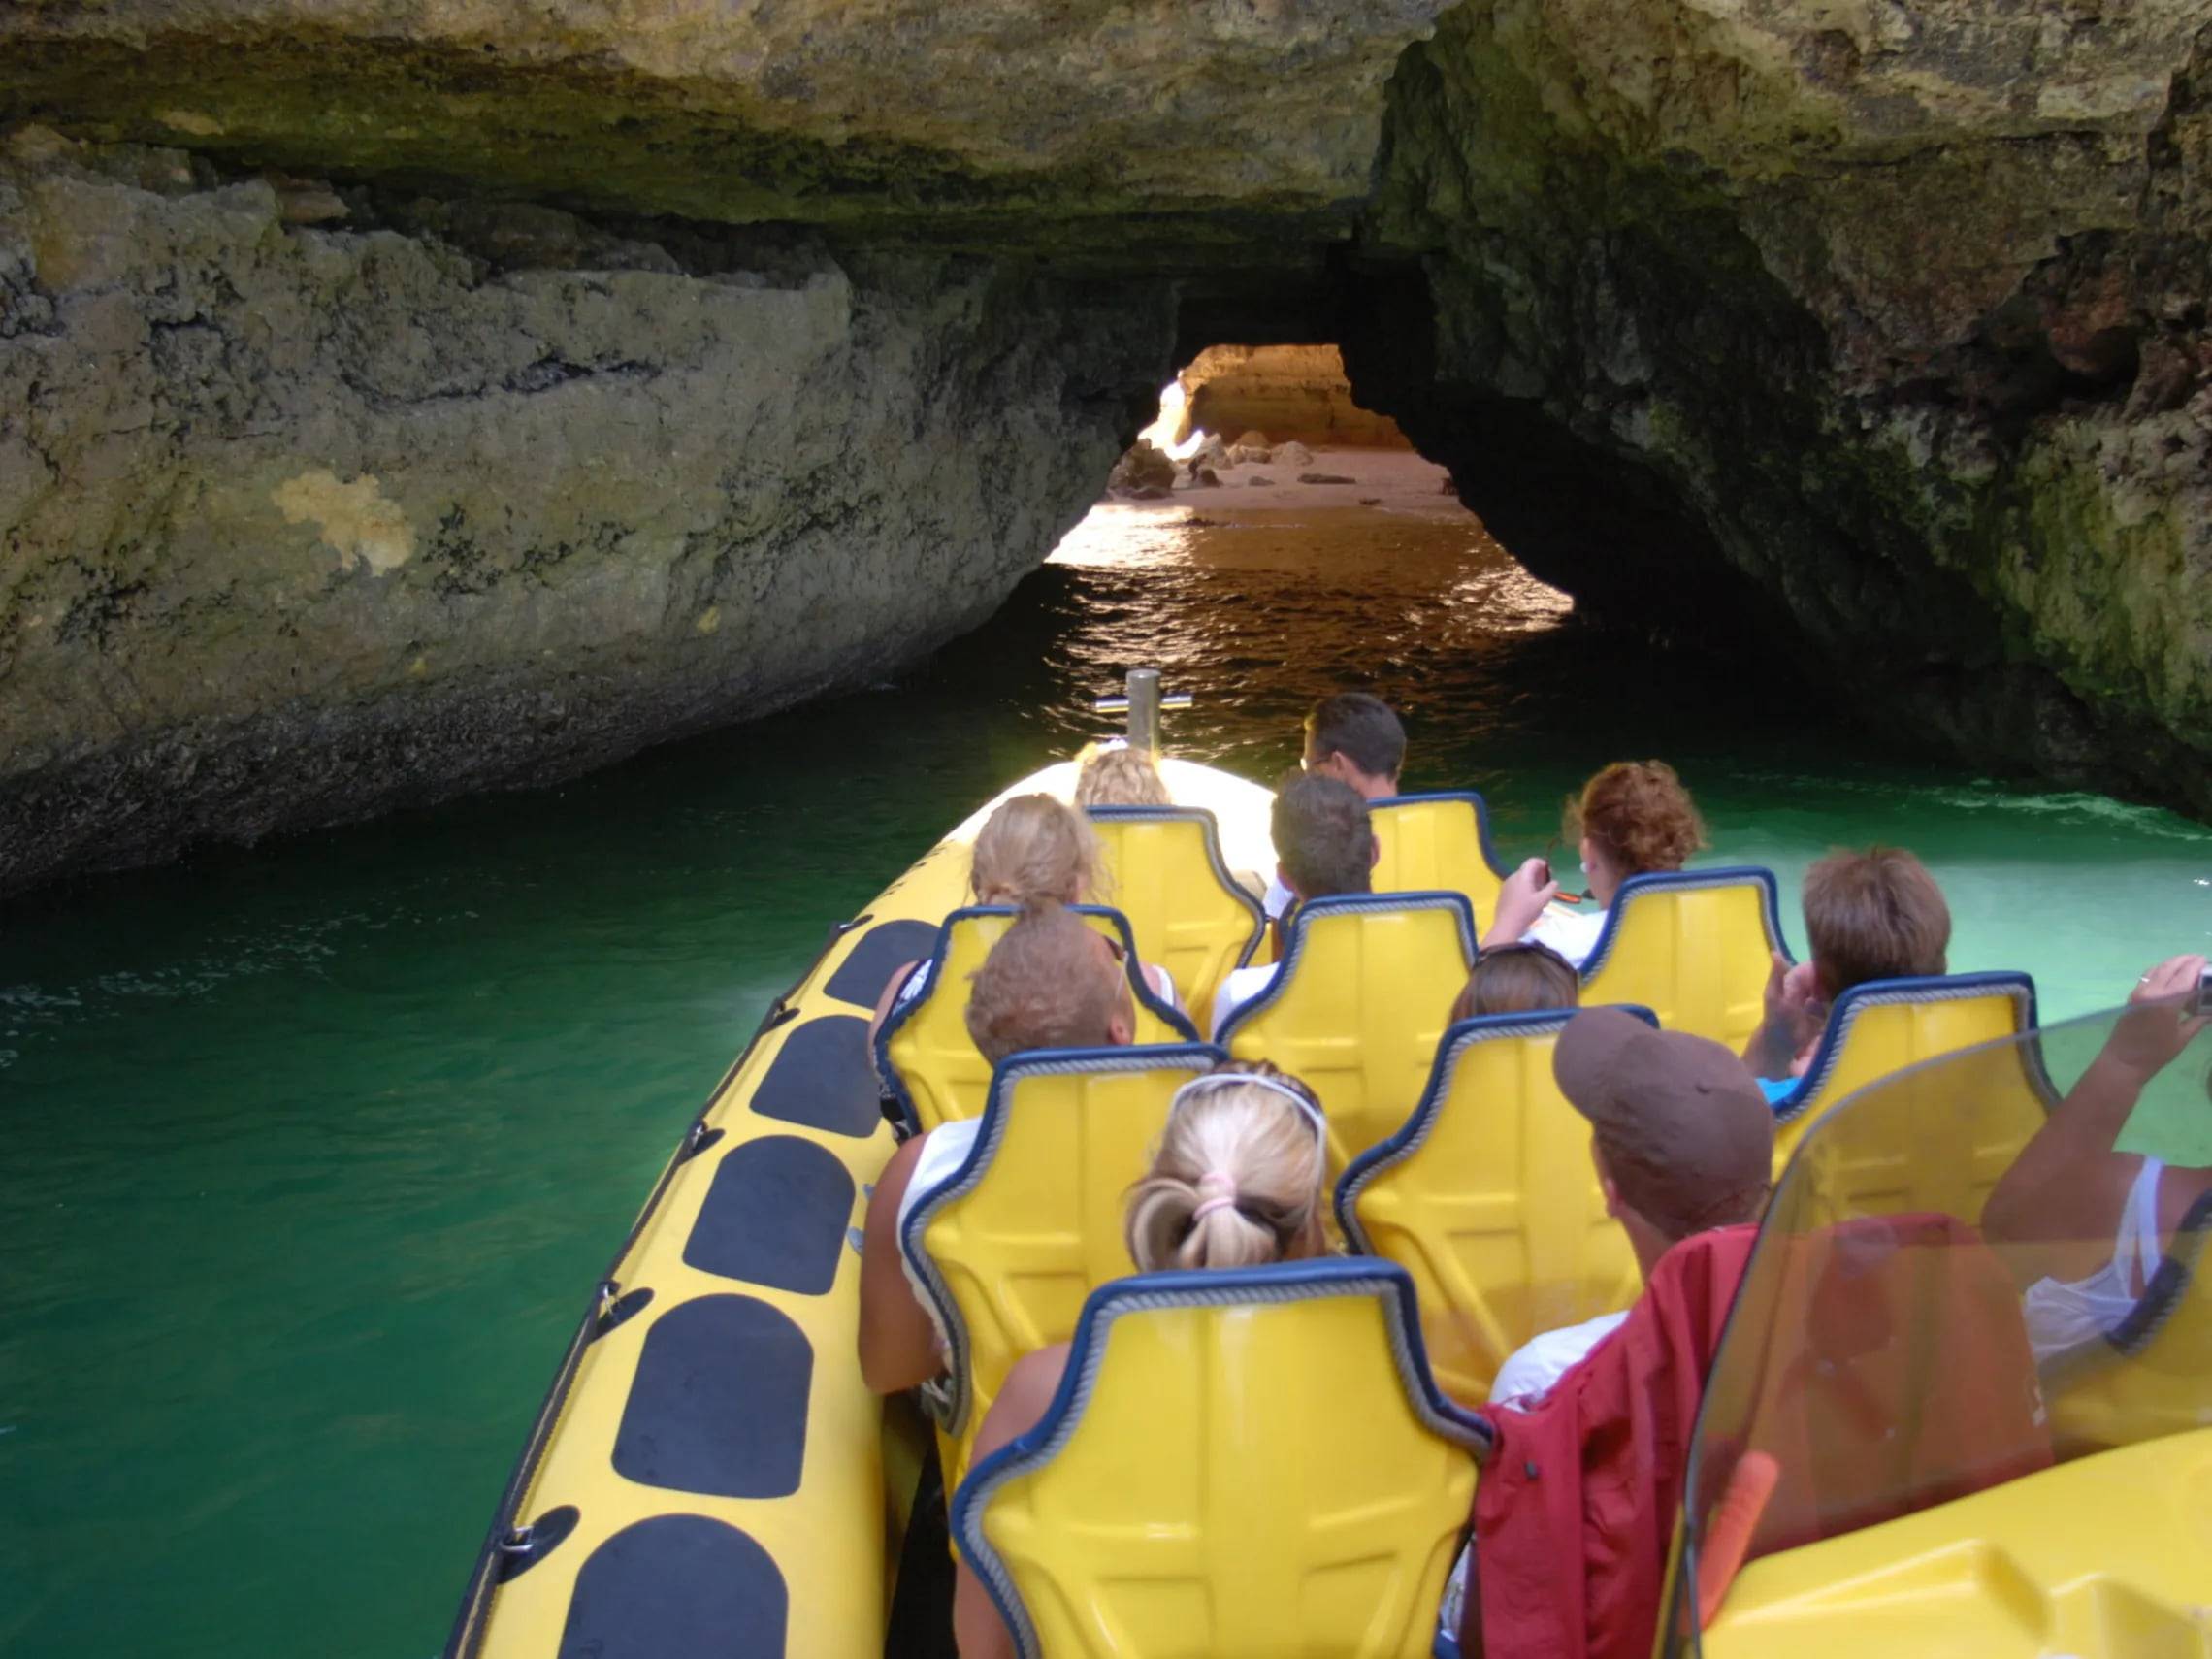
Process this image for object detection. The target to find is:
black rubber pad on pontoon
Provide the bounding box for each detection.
[823,919,938,1008]
[751,1015,878,1138]
[613,1295,811,1499]
[558,1514,787,1659]
[684,1136,854,1295]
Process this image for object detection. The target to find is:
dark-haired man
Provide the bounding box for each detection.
[1260,693,1405,923]
[1213,771,1379,1038]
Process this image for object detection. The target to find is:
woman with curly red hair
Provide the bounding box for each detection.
[1481,761,1707,967]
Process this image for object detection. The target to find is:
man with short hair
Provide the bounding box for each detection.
[1743,846,1952,1104]
[858,903,1137,1394]
[1261,693,1405,921]
[1489,1006,1776,1404]
[1212,772,1379,1038]
[1303,691,1405,798]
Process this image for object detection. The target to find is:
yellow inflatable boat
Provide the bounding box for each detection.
[441,740,1280,1659]
[447,679,2211,1659]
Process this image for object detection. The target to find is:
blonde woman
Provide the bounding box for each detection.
[951,1060,1330,1658]
[869,794,1176,1043]
[1075,743,1173,808]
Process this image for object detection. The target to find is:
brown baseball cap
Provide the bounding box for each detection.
[1553,1007,1775,1240]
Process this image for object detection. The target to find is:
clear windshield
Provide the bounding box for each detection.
[1662,994,2212,1654]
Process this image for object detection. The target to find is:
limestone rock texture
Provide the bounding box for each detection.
[0,131,1170,890]
[1350,0,2212,809]
[1180,345,1414,448]
[0,1,1451,891]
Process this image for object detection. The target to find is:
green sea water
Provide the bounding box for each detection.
[5,501,2210,1657]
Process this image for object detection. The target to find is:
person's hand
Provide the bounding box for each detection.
[1490,856,1561,941]
[2104,954,2210,1080]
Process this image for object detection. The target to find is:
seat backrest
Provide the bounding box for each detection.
[952,1260,1490,1659]
[902,1042,1223,1488]
[1370,793,1509,927]
[1578,866,1790,1051]
[879,905,1199,1135]
[1085,806,1265,1025]
[1336,1008,1654,1404]
[1771,973,2042,1176]
[2043,1190,2212,1454]
[1219,892,1478,1170]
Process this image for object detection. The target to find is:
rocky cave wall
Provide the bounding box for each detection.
[0,131,1175,891]
[1344,0,2212,811]
[1179,345,1413,448]
[0,0,1448,892]
[11,0,2212,890]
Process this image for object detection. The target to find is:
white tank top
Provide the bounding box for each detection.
[2021,1155,2166,1365]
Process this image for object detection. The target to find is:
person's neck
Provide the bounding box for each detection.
[1624,1210,1673,1282]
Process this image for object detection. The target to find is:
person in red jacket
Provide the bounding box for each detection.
[1442,1008,1774,1658]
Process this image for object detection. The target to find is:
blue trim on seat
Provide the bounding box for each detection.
[1084,805,1268,969]
[1215,890,1479,1050]
[1577,865,1794,980]
[1334,1005,1659,1251]
[895,1041,1225,1434]
[949,1258,1495,1659]
[1767,970,2042,1126]
[1371,790,1511,881]
[873,903,1201,1132]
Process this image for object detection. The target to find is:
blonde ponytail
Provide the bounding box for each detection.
[970,794,1101,907]
[1124,1062,1328,1273]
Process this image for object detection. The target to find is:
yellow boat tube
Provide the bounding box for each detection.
[442,757,1275,1659]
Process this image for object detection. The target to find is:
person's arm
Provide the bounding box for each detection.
[1982,954,2207,1248]
[1480,858,1560,951]
[1742,951,1821,1079]
[866,959,922,1048]
[858,1135,942,1394]
[952,1345,1068,1659]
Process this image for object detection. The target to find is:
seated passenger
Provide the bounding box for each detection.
[1741,846,1949,1104]
[1983,953,2212,1363]
[859,903,1139,1394]
[1259,692,1405,921]
[951,1060,1330,1659]
[1483,761,1707,967]
[869,793,1176,1046]
[1074,742,1172,808]
[1448,939,1580,1023]
[1210,772,1378,1039]
[1491,1006,1773,1406]
[1438,1009,1773,1655]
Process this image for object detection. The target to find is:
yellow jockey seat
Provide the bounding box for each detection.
[1769,972,2045,1175]
[1335,1007,1655,1405]
[951,1259,1490,1659]
[1217,892,1478,1170]
[1370,792,1511,927]
[1578,866,1792,1052]
[2041,1189,2212,1455]
[876,905,1200,1135]
[1779,978,2057,1229]
[898,1042,1223,1489]
[1085,806,1266,1025]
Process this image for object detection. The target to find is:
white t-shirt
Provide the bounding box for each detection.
[1210,962,1278,1040]
[895,1118,985,1356]
[1489,1310,1630,1408]
[1524,902,1609,969]
[1262,876,1293,921]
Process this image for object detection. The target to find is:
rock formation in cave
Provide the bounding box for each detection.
[7,0,2212,886]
